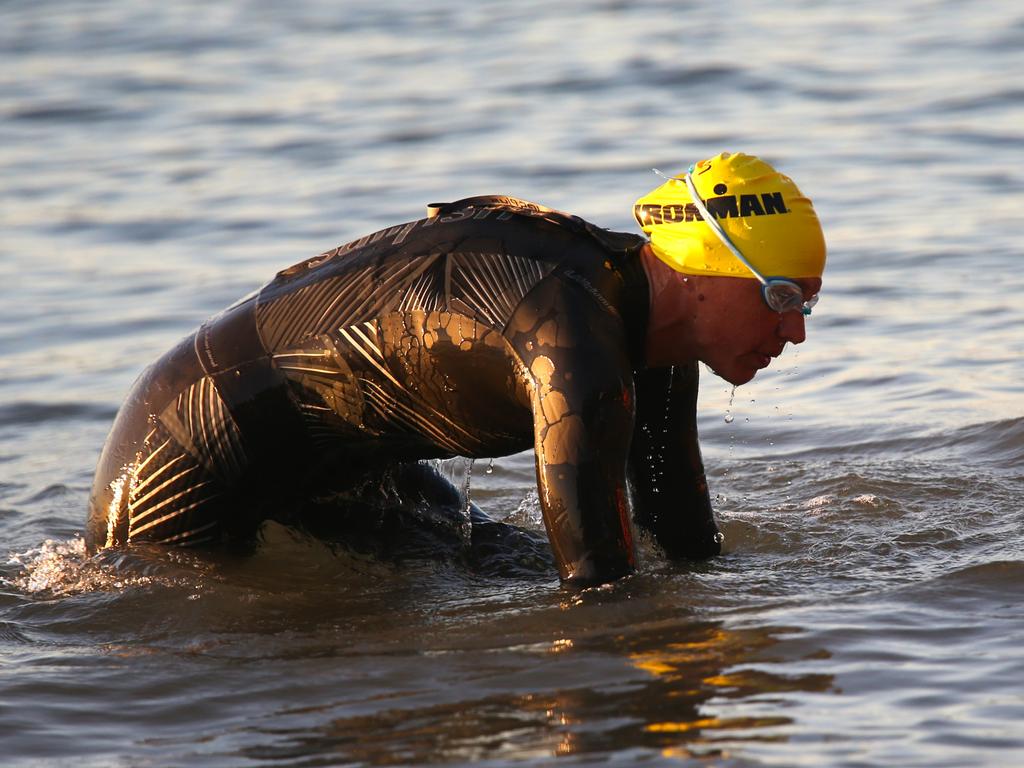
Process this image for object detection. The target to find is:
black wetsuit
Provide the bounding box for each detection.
[86,196,721,583]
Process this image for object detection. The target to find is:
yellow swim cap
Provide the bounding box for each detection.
[633,152,826,279]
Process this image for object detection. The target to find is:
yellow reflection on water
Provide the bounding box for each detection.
[241,621,834,764]
[646,717,721,733]
[628,627,754,680]
[617,622,834,758]
[647,716,792,734]
[549,637,573,653]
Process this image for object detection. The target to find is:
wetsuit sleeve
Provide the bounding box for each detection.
[629,363,722,559]
[506,277,638,585]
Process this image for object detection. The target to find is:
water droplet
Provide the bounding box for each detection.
[724,412,734,424]
[485,458,494,474]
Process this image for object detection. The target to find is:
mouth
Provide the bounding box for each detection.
[755,347,786,369]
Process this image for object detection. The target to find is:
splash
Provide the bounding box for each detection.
[504,488,543,529]
[803,494,836,511]
[105,473,127,549]
[5,537,154,596]
[853,494,882,507]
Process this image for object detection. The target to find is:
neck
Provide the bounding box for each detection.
[639,244,700,368]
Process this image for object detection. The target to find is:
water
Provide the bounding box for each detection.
[2,0,1023,765]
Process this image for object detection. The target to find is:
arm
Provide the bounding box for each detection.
[628,363,722,559]
[506,278,638,585]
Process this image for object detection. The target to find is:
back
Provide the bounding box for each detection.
[86,196,648,551]
[250,196,647,459]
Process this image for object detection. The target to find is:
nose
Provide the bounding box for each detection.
[778,310,807,345]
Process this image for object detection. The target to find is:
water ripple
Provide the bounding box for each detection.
[0,401,117,428]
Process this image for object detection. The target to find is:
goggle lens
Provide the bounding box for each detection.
[762,280,818,316]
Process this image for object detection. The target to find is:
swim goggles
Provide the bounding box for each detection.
[653,169,819,316]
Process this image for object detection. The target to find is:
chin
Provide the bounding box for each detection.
[713,366,757,387]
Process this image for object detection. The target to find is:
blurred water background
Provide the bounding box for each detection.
[2,0,1023,765]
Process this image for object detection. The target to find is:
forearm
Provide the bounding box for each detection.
[527,356,638,584]
[630,364,722,559]
[535,456,636,584]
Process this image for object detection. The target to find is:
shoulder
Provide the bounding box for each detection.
[428,195,645,252]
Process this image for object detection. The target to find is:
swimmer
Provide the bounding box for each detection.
[85,152,826,585]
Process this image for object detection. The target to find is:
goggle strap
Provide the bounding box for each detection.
[681,173,769,287]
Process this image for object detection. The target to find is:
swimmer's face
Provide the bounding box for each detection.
[696,275,821,386]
